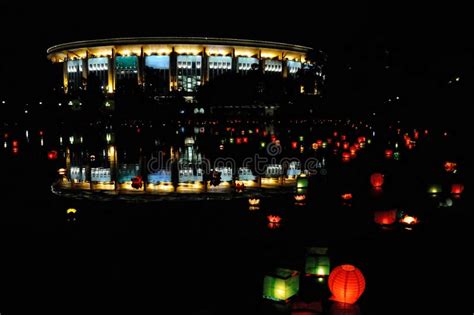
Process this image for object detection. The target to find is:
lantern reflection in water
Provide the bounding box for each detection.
[294,194,306,206]
[305,247,330,279]
[248,198,261,211]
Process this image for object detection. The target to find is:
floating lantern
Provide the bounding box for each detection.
[236,137,242,144]
[12,140,19,147]
[296,175,309,189]
[393,152,400,160]
[131,176,143,189]
[336,142,341,148]
[400,215,419,226]
[451,184,464,196]
[248,198,261,206]
[357,136,366,143]
[66,208,77,214]
[384,149,393,158]
[349,146,357,155]
[328,265,366,304]
[444,162,457,173]
[343,142,350,150]
[341,193,353,200]
[263,268,300,302]
[341,135,347,141]
[268,215,282,224]
[58,168,66,176]
[235,182,245,192]
[312,143,319,150]
[342,152,351,161]
[370,173,384,188]
[294,194,306,201]
[243,137,248,144]
[333,131,338,137]
[316,139,323,146]
[292,141,298,149]
[374,209,397,225]
[428,184,442,195]
[305,247,330,278]
[47,150,58,160]
[439,197,453,208]
[219,144,224,150]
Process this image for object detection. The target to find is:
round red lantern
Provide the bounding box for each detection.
[370,173,384,188]
[342,152,351,160]
[328,265,366,304]
[384,149,393,158]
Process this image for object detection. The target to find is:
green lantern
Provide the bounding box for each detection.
[263,268,300,302]
[305,247,330,277]
[296,175,309,189]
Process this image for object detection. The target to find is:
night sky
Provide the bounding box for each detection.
[0,3,471,128]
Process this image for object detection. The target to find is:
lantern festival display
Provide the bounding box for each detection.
[374,209,397,226]
[263,268,300,302]
[370,173,384,189]
[328,265,366,304]
[305,247,330,278]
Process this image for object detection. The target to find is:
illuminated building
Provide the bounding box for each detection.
[47,37,322,97]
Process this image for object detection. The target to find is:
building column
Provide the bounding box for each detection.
[63,61,69,94]
[170,49,177,91]
[107,48,116,94]
[82,51,89,90]
[138,47,144,87]
[202,48,208,84]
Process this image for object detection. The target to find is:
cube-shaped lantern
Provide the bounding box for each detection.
[296,175,309,189]
[263,268,300,302]
[305,247,330,277]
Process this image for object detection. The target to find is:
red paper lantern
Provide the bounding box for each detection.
[340,135,347,141]
[328,265,366,304]
[343,142,350,150]
[384,149,393,158]
[47,150,58,160]
[357,136,366,143]
[243,137,248,144]
[451,184,464,195]
[236,137,242,144]
[374,209,397,225]
[342,152,351,160]
[370,173,384,188]
[292,141,298,149]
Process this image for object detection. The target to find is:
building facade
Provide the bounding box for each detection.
[47,37,323,97]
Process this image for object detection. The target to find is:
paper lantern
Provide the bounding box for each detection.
[341,193,353,200]
[370,173,384,188]
[248,198,261,206]
[400,215,419,225]
[294,194,306,201]
[328,265,366,304]
[305,247,330,277]
[66,208,77,214]
[263,268,300,302]
[342,152,351,161]
[268,215,282,223]
[384,149,393,158]
[343,142,350,150]
[131,176,143,189]
[297,175,309,189]
[451,184,464,195]
[428,184,442,195]
[374,209,397,225]
[47,150,58,160]
[444,161,457,173]
[357,136,366,143]
[292,141,298,149]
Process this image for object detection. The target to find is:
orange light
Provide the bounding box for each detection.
[444,162,457,173]
[341,193,352,200]
[370,173,384,188]
[328,265,366,304]
[267,215,282,223]
[294,194,306,201]
[400,215,418,225]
